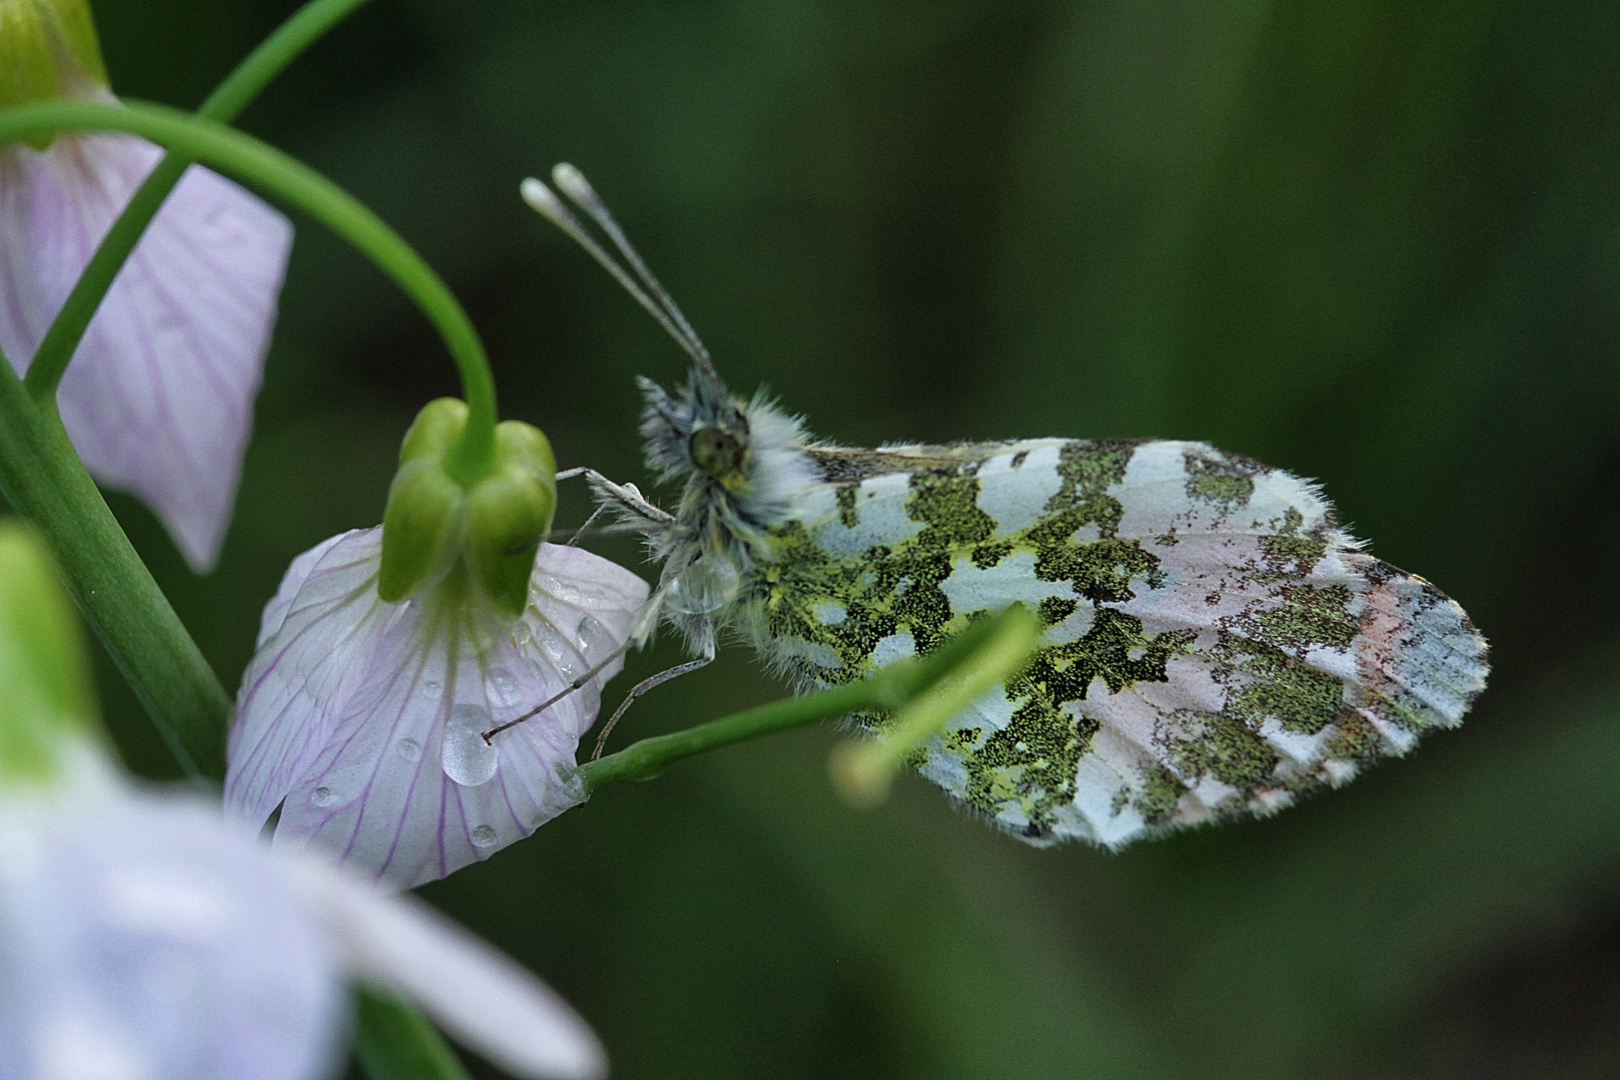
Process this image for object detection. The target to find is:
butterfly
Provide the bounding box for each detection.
[501,164,1490,848]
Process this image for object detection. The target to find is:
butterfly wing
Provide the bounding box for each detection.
[747,438,1487,847]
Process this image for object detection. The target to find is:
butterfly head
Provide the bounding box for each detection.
[638,365,815,529]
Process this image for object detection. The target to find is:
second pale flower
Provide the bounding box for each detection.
[226,527,648,890]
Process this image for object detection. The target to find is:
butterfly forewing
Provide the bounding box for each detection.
[736,437,1486,846]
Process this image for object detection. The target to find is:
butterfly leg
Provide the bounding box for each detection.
[541,517,652,543]
[556,466,676,529]
[560,503,607,546]
[591,647,715,760]
[481,582,679,745]
[481,641,636,743]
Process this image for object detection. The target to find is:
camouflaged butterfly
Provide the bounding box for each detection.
[510,165,1490,848]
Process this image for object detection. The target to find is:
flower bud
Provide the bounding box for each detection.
[0,0,110,145]
[398,395,470,465]
[377,458,465,603]
[378,399,471,603]
[0,519,97,783]
[378,401,558,615]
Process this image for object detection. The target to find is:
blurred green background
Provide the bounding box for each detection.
[69,0,1620,1076]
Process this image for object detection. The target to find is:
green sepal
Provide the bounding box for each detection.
[379,403,557,615]
[0,2,60,135]
[0,1,109,147]
[40,0,108,88]
[379,398,470,601]
[378,459,465,603]
[0,519,98,784]
[464,422,556,616]
[398,396,469,465]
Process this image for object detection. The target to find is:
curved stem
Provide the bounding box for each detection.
[832,605,1038,806]
[22,0,378,401]
[0,355,228,777]
[581,606,1036,791]
[0,99,498,481]
[0,14,470,1075]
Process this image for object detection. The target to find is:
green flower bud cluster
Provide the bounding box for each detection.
[0,0,109,144]
[0,520,98,784]
[379,399,558,617]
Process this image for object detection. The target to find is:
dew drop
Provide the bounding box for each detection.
[487,667,520,707]
[396,738,422,763]
[442,704,499,786]
[311,787,336,808]
[419,680,442,700]
[539,632,585,679]
[577,615,612,661]
[577,680,602,718]
[668,557,741,616]
[470,825,497,848]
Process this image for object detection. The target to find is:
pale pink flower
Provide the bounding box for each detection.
[0,88,292,571]
[0,746,607,1080]
[227,527,649,890]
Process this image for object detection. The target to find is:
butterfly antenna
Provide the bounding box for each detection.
[521,168,717,378]
[549,164,715,372]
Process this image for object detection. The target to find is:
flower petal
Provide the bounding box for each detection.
[0,128,292,571]
[226,529,650,889]
[289,859,607,1080]
[225,529,379,831]
[0,779,343,1080]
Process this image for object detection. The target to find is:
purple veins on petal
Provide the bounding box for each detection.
[225,528,650,890]
[0,125,293,572]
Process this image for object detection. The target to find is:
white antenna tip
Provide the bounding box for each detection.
[551,162,595,203]
[519,176,559,213]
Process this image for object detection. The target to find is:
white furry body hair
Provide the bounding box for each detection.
[625,365,822,657]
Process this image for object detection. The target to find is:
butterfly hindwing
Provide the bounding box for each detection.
[734,437,1486,846]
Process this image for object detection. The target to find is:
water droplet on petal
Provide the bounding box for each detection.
[396,738,422,762]
[311,787,336,807]
[488,667,520,707]
[538,632,584,679]
[471,825,497,848]
[419,680,442,699]
[442,704,499,786]
[577,615,612,661]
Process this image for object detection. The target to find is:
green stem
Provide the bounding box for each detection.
[581,606,1034,791]
[353,989,472,1080]
[0,355,227,777]
[0,99,498,480]
[22,0,379,402]
[0,94,486,1077]
[833,605,1038,806]
[0,10,470,1074]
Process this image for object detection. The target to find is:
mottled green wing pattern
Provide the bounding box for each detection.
[737,438,1487,847]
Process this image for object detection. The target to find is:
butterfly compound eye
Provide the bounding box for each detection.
[689,425,744,480]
